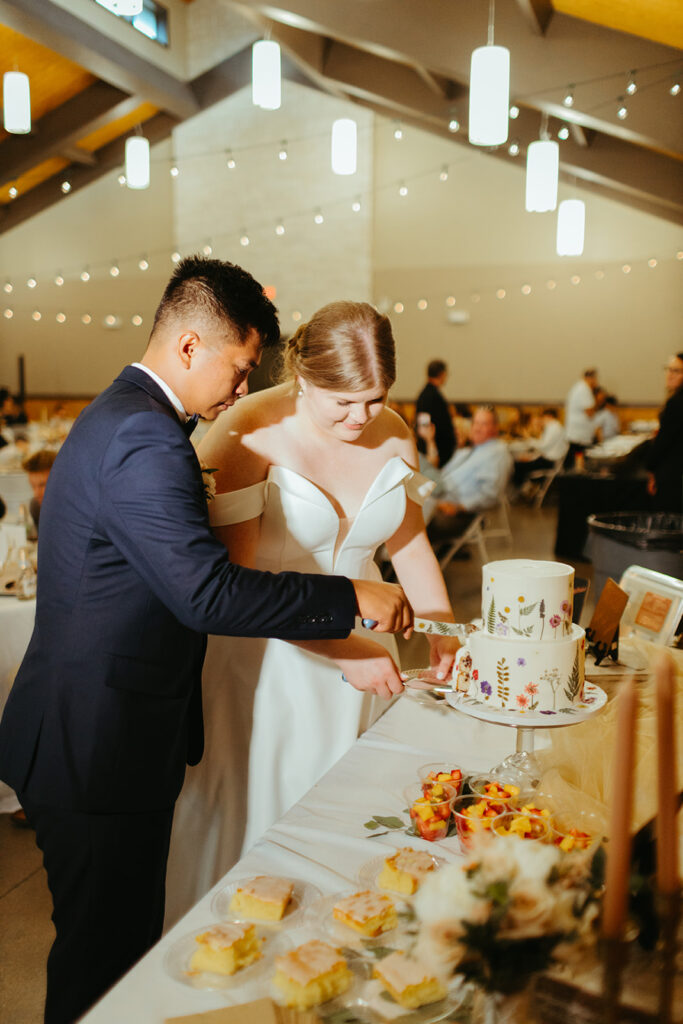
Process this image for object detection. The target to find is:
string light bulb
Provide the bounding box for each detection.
[278,142,288,161]
[132,315,143,326]
[226,151,236,169]
[448,117,460,133]
[509,105,519,119]
[557,125,569,140]
[27,277,37,288]
[80,268,90,282]
[617,98,628,120]
[3,309,13,319]
[170,165,179,177]
[54,273,64,286]
[32,310,41,321]
[8,186,18,198]
[398,182,408,197]
[626,71,637,95]
[239,232,249,247]
[81,313,92,324]
[563,86,574,108]
[670,79,680,96]
[202,243,212,256]
[393,121,403,140]
[110,263,120,277]
[439,165,449,181]
[275,220,285,235]
[56,312,66,323]
[171,251,181,263]
[61,180,71,194]
[351,198,361,212]
[138,256,149,271]
[3,282,12,294]
[314,209,324,224]
[393,302,404,313]
[508,140,519,156]
[118,173,127,186]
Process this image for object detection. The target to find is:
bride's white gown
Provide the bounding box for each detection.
[164,456,433,925]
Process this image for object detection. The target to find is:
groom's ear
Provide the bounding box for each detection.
[177,331,200,369]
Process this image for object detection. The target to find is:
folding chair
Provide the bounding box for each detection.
[481,494,513,545]
[436,513,488,571]
[528,456,564,509]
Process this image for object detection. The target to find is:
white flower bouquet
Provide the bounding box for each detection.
[415,834,602,995]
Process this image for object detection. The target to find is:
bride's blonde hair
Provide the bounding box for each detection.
[280,301,396,392]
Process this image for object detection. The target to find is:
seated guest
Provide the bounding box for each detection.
[0,392,28,427]
[593,392,620,441]
[21,449,57,537]
[427,406,512,543]
[565,368,598,465]
[512,408,568,490]
[645,353,683,513]
[415,359,456,468]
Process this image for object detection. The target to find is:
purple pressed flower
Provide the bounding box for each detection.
[494,623,508,636]
[540,710,556,715]
[549,614,561,628]
[517,657,526,666]
[480,681,492,696]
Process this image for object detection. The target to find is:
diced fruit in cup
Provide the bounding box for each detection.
[479,781,519,800]
[409,784,452,842]
[424,768,463,795]
[493,813,547,840]
[554,827,593,851]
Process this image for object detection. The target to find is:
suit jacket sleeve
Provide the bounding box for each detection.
[100,410,357,639]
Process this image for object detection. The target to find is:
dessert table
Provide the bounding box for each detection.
[80,695,520,1023]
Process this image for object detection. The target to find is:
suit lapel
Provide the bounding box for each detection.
[115,365,179,420]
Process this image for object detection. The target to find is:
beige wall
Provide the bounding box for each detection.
[1,78,681,403]
[373,125,683,403]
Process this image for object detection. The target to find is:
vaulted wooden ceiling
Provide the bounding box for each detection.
[1,0,681,235]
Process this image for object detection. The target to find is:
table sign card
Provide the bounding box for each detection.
[619,566,683,647]
[166,997,322,1024]
[585,578,630,665]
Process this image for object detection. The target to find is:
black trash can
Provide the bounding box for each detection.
[587,512,683,596]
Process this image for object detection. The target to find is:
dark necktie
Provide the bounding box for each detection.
[183,413,199,437]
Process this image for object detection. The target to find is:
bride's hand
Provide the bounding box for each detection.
[336,638,406,699]
[427,634,460,681]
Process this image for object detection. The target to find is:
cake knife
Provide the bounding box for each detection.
[361,617,475,639]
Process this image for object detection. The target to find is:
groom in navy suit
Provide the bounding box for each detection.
[0,257,411,1024]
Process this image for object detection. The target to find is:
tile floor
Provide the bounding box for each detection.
[0,501,591,1023]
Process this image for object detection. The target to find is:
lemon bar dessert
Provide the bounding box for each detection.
[229,876,294,921]
[377,847,436,895]
[332,890,398,936]
[273,939,352,1010]
[189,922,262,975]
[373,950,447,1009]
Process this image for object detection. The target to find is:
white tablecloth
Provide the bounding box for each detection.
[80,696,523,1023]
[0,595,35,812]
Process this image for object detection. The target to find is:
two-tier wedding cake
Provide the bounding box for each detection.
[455,559,586,714]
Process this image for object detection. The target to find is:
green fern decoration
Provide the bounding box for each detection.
[520,602,538,616]
[564,649,582,703]
[487,596,496,633]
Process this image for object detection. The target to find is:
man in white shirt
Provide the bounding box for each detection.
[565,368,598,465]
[512,408,568,491]
[426,406,512,545]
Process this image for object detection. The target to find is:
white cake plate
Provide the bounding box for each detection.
[445,681,608,790]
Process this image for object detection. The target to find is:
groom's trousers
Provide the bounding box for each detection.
[21,794,174,1024]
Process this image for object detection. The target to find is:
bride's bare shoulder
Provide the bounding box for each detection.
[198,383,294,484]
[376,405,419,466]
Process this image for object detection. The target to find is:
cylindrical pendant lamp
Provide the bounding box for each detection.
[468,45,510,146]
[525,139,559,211]
[556,198,585,255]
[125,136,150,189]
[3,71,31,134]
[331,118,357,175]
[252,40,281,110]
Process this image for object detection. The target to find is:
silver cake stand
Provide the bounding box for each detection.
[445,681,608,790]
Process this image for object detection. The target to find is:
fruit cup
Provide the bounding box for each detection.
[491,810,550,842]
[450,794,501,851]
[404,782,454,842]
[467,776,521,813]
[417,763,465,798]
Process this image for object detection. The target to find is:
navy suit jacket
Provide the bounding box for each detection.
[0,367,357,813]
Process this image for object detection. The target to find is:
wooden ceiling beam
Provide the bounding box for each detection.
[514,0,554,36]
[0,112,178,234]
[0,81,134,186]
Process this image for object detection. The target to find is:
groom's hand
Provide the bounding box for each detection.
[351,579,413,636]
[337,637,406,699]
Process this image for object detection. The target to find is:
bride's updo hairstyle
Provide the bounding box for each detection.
[282,301,396,392]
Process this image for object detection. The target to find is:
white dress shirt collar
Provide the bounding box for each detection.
[131,363,188,422]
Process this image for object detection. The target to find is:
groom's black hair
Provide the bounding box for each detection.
[151,255,280,347]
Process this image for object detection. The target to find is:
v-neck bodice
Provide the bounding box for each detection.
[209,456,434,576]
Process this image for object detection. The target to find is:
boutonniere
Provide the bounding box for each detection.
[199,460,218,501]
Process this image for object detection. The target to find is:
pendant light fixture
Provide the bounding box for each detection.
[3,71,31,134]
[252,40,281,110]
[125,135,150,189]
[556,198,586,256]
[331,118,357,175]
[525,113,559,212]
[468,0,510,146]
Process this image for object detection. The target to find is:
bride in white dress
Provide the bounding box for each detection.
[165,301,459,924]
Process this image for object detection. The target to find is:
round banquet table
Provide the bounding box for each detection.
[0,595,36,812]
